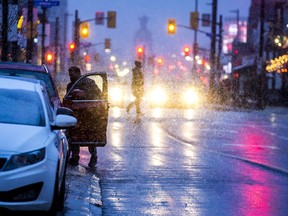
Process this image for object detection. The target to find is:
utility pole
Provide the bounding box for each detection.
[62,12,69,72]
[1,0,8,61]
[209,0,217,97]
[217,15,223,72]
[259,0,264,63]
[41,7,47,64]
[54,17,59,74]
[193,0,198,71]
[72,10,80,65]
[26,0,34,63]
[257,0,265,109]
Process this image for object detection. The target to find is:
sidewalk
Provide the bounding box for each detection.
[64,154,102,216]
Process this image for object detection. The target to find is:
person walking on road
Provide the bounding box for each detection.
[126,61,145,117]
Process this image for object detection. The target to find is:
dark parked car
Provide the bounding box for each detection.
[0,62,61,110]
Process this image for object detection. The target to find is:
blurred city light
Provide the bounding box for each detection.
[110,56,116,61]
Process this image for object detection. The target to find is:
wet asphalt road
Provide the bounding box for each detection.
[65,106,288,216]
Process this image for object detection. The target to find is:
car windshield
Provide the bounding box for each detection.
[0,89,45,126]
[0,69,56,99]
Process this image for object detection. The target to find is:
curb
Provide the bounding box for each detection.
[64,165,102,216]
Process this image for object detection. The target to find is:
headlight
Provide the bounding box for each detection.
[4,148,46,171]
[109,86,123,103]
[150,87,167,105]
[182,89,199,105]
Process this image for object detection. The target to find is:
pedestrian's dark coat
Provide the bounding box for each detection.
[131,66,144,98]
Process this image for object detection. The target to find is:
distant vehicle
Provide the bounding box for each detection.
[107,74,126,107]
[0,62,61,110]
[145,79,207,108]
[0,76,77,215]
[63,72,109,148]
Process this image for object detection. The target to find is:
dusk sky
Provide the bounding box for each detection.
[67,0,251,64]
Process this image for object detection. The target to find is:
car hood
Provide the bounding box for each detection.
[0,124,49,154]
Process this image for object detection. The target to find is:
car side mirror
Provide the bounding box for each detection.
[51,114,77,130]
[57,107,75,117]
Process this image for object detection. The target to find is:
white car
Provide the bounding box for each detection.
[0,76,77,215]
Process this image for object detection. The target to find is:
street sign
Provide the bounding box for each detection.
[34,0,60,7]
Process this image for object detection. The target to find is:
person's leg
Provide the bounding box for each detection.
[69,145,80,165]
[126,101,134,112]
[135,97,142,116]
[88,146,98,167]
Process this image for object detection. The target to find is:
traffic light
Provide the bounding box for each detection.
[79,22,90,38]
[107,11,116,28]
[105,38,111,50]
[156,57,164,66]
[68,42,76,63]
[136,46,145,60]
[232,48,241,67]
[190,12,199,30]
[95,11,104,25]
[202,13,211,27]
[84,54,90,63]
[183,46,191,56]
[167,18,176,34]
[45,52,54,64]
[69,42,76,52]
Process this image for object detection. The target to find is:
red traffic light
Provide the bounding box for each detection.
[137,47,144,54]
[183,46,190,56]
[233,49,239,55]
[45,52,54,64]
[136,46,145,60]
[69,42,76,51]
[84,55,90,63]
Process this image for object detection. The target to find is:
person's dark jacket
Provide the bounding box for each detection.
[67,77,102,100]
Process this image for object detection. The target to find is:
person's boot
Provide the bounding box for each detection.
[88,155,97,167]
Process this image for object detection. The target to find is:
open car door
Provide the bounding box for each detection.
[63,72,109,147]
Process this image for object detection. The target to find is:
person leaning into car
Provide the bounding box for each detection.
[66,66,102,167]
